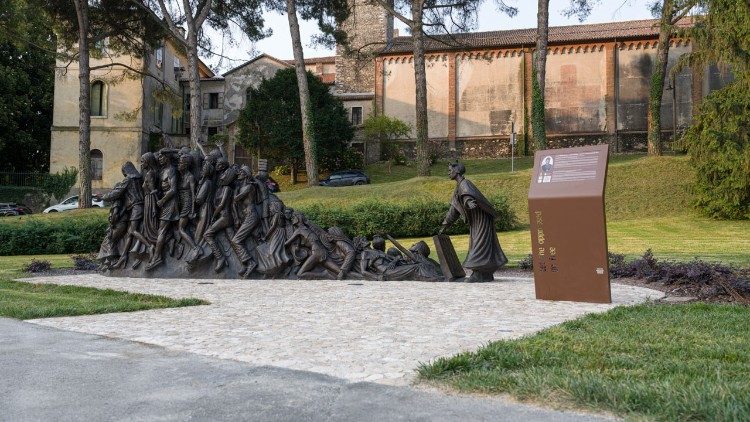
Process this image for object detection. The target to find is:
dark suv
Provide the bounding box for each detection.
[0,203,32,217]
[319,170,370,187]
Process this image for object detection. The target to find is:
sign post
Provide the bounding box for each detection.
[527,144,611,303]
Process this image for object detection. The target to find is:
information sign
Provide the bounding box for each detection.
[527,144,611,303]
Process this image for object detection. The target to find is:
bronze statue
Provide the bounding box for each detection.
[204,165,238,272]
[145,149,179,271]
[98,155,448,281]
[440,162,507,282]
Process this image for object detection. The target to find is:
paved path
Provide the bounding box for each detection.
[1,318,613,422]
[25,275,662,385]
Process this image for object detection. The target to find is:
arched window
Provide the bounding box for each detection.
[91,81,105,117]
[91,149,103,181]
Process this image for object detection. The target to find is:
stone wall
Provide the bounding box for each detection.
[383,55,450,138]
[335,0,392,93]
[456,52,524,138]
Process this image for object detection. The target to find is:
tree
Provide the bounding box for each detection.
[679,0,749,219]
[532,0,549,151]
[369,0,517,176]
[0,1,54,172]
[140,0,267,148]
[363,114,411,173]
[268,0,348,186]
[646,0,699,155]
[237,68,354,184]
[533,0,601,151]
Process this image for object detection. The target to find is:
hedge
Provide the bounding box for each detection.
[0,214,108,255]
[0,196,517,255]
[296,195,518,238]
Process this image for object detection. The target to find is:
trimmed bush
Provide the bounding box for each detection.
[0,214,107,255]
[297,195,518,238]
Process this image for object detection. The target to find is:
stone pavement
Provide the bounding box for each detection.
[25,274,662,386]
[1,317,613,422]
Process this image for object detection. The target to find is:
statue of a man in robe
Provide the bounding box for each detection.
[439,162,508,282]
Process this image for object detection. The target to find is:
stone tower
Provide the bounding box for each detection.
[335,0,393,94]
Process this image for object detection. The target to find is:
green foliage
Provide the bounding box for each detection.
[41,167,78,202]
[237,68,354,173]
[297,196,518,238]
[363,114,411,163]
[531,64,546,151]
[0,186,39,203]
[0,41,53,172]
[0,210,106,255]
[682,80,750,219]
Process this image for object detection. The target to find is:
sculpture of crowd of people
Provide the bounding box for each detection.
[98,145,445,281]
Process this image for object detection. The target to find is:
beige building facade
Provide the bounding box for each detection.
[50,39,213,189]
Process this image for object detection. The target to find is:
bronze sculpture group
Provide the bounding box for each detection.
[99,149,507,282]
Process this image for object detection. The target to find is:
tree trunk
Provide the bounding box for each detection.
[286,0,319,186]
[411,3,430,176]
[186,29,203,148]
[73,0,91,209]
[647,0,674,156]
[532,0,549,151]
[290,164,298,184]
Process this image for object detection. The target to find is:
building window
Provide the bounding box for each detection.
[351,106,363,126]
[209,92,219,109]
[155,46,164,69]
[208,126,218,137]
[245,87,252,106]
[91,81,105,117]
[153,100,164,128]
[91,149,103,181]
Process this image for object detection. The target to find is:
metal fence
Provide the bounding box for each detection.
[0,172,46,187]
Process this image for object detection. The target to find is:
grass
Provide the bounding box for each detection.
[398,216,750,267]
[0,254,208,320]
[418,303,750,421]
[279,154,695,224]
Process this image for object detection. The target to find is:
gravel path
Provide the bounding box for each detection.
[25,274,663,385]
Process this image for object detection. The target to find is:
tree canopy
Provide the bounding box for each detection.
[237,68,355,177]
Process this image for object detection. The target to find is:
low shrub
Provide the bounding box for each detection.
[518,254,533,270]
[71,253,99,270]
[610,249,750,299]
[23,260,51,273]
[297,195,518,238]
[0,214,107,255]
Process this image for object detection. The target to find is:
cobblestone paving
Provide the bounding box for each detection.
[26,275,662,385]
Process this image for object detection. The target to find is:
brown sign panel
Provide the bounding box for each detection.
[527,144,611,303]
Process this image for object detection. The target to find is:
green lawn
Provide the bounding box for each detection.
[280,154,695,224]
[0,255,208,320]
[398,216,750,267]
[418,303,750,421]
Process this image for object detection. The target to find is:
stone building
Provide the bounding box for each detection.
[50,39,214,189]
[51,11,736,188]
[368,18,735,157]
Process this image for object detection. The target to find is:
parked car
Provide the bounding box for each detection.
[0,203,32,217]
[43,194,105,213]
[319,170,370,187]
[266,176,280,193]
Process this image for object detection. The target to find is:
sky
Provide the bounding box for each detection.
[205,0,656,72]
